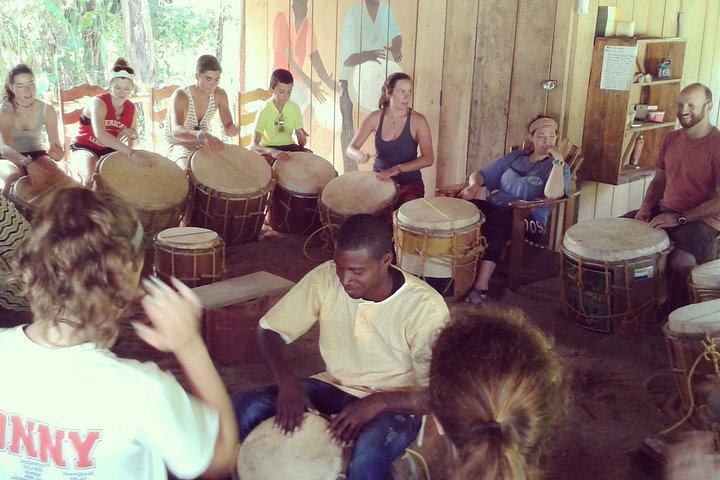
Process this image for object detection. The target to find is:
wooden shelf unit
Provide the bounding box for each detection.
[581,37,686,185]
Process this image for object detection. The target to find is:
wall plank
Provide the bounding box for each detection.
[594,182,615,218]
[414,0,447,195]
[578,180,599,221]
[627,177,645,211]
[437,0,480,185]
[548,0,575,134]
[610,182,629,217]
[662,0,681,37]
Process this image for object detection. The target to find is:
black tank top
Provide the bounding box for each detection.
[374,109,421,185]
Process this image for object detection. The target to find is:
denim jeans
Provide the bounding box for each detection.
[232,378,422,480]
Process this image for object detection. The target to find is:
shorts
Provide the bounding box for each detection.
[70,142,113,158]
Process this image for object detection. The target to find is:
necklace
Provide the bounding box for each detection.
[15,99,36,109]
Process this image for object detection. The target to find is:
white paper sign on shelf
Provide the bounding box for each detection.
[600,45,637,91]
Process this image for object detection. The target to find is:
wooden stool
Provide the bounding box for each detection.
[192,272,294,365]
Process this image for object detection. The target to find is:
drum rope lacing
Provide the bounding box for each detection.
[660,333,720,443]
[560,250,668,329]
[393,198,487,297]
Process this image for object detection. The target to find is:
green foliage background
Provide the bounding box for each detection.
[0,0,225,98]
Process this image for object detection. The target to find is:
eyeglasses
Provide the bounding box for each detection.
[275,112,285,132]
[112,65,135,75]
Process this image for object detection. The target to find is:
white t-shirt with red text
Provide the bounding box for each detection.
[0,326,219,480]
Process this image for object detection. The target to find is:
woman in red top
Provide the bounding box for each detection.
[68,58,142,187]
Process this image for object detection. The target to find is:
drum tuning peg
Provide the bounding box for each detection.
[542,80,558,92]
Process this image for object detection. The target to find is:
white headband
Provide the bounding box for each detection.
[109,70,135,82]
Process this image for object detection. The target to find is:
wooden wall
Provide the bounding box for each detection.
[239,0,720,210]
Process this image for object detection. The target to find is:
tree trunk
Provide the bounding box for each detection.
[120,0,157,86]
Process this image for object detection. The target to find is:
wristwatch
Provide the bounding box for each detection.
[677,215,687,225]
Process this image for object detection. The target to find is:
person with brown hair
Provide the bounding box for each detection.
[68,57,146,187]
[429,305,567,480]
[0,187,238,479]
[459,115,570,304]
[0,63,65,195]
[346,72,434,205]
[165,54,240,170]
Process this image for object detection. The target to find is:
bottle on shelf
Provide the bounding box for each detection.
[630,134,644,166]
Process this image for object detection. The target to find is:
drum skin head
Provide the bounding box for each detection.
[98,150,188,209]
[237,414,344,480]
[320,171,396,215]
[274,152,337,194]
[667,298,720,334]
[691,258,720,287]
[155,227,220,249]
[191,144,271,195]
[563,218,670,261]
[396,197,481,230]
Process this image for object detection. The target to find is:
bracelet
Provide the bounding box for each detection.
[552,158,565,167]
[20,155,34,167]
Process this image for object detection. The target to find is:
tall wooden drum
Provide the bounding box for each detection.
[189,145,273,244]
[268,152,337,234]
[95,150,188,245]
[153,227,224,288]
[561,218,671,333]
[394,197,485,302]
[8,174,81,219]
[689,259,720,303]
[664,299,720,430]
[318,171,397,249]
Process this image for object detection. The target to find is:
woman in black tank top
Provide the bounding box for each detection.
[346,73,434,205]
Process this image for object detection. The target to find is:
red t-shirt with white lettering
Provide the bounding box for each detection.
[73,92,135,151]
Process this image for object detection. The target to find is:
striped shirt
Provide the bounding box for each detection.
[260,261,450,398]
[164,85,217,146]
[0,195,30,311]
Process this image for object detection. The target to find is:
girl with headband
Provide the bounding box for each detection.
[68,58,145,187]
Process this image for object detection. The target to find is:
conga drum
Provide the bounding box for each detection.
[689,259,720,303]
[393,197,486,301]
[664,299,720,429]
[189,145,273,244]
[318,171,397,249]
[8,174,81,219]
[153,227,224,288]
[95,150,188,245]
[268,152,337,234]
[561,218,672,333]
[236,413,347,480]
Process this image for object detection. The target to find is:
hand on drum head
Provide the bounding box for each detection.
[635,205,653,222]
[648,212,679,229]
[376,166,400,181]
[199,131,225,151]
[26,159,55,189]
[459,183,480,200]
[275,379,319,435]
[129,150,154,169]
[328,394,385,446]
[136,276,203,355]
[666,431,720,480]
[273,150,291,162]
[360,49,386,64]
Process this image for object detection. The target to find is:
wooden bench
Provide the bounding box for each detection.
[192,271,295,365]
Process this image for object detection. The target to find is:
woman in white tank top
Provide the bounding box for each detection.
[0,64,65,196]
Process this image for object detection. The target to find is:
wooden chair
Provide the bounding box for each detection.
[434,140,583,292]
[238,88,271,147]
[58,83,105,155]
[150,84,179,152]
[507,142,583,290]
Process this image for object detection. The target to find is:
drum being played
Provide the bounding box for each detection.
[394,197,485,302]
[664,299,720,430]
[189,145,273,244]
[561,218,672,333]
[689,259,720,303]
[8,174,81,220]
[95,150,188,245]
[318,170,397,249]
[153,227,224,288]
[236,413,346,480]
[268,152,337,235]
